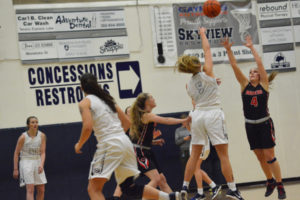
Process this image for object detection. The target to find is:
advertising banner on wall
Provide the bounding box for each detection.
[291,0,300,46]
[150,0,259,67]
[16,10,126,33]
[15,7,129,64]
[258,0,296,72]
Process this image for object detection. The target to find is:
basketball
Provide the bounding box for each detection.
[203,0,221,18]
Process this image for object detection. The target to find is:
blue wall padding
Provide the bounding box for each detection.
[0,112,224,200]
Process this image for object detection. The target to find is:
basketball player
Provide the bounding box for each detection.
[183,134,221,200]
[176,27,244,200]
[185,101,222,200]
[74,73,185,200]
[130,92,190,194]
[13,116,47,200]
[221,36,286,199]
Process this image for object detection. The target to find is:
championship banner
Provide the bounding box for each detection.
[15,7,129,64]
[151,0,259,67]
[258,0,296,72]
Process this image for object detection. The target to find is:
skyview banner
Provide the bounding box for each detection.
[173,0,259,63]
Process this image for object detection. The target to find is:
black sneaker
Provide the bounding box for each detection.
[277,184,286,199]
[226,189,244,200]
[190,193,206,200]
[211,185,222,199]
[180,186,188,200]
[265,180,276,197]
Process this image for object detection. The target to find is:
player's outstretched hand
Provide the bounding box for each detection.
[243,35,253,48]
[221,37,233,50]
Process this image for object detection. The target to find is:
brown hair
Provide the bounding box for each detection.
[130,93,149,141]
[26,116,38,130]
[268,71,278,85]
[175,55,201,74]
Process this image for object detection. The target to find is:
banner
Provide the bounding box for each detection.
[258,0,296,72]
[151,0,259,67]
[15,7,129,64]
[291,0,300,46]
[16,9,125,33]
[150,6,178,67]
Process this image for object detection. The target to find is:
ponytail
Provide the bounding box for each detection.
[130,93,149,141]
[268,71,278,85]
[80,73,116,112]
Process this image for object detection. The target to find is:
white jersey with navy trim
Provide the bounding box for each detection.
[86,94,140,183]
[20,131,42,160]
[86,94,124,144]
[187,72,220,108]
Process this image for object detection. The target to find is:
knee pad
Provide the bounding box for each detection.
[120,176,145,199]
[267,157,277,164]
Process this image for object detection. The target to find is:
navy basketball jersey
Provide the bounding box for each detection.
[135,122,155,147]
[242,83,269,120]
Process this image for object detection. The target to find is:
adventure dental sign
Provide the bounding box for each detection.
[15,8,129,64]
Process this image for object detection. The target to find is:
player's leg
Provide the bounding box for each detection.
[87,178,107,200]
[119,176,183,200]
[112,185,122,199]
[36,184,45,200]
[145,169,164,190]
[263,147,286,199]
[253,149,273,179]
[26,184,34,200]
[158,173,173,193]
[191,158,205,200]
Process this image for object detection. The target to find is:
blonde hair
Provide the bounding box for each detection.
[130,93,149,141]
[175,55,201,74]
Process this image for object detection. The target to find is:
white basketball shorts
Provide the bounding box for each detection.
[190,107,228,146]
[89,134,140,184]
[19,159,47,187]
[189,134,210,160]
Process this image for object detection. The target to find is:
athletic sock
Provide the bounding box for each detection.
[197,188,204,195]
[209,182,216,188]
[183,181,189,188]
[159,191,169,200]
[182,181,190,188]
[227,182,237,191]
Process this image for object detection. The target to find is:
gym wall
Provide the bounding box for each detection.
[0,0,299,198]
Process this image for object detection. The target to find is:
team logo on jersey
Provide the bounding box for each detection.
[195,81,204,94]
[271,52,290,69]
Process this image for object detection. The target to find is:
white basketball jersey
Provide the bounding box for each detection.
[187,72,220,108]
[20,131,42,160]
[86,94,124,143]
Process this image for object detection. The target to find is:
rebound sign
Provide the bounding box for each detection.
[116,61,142,99]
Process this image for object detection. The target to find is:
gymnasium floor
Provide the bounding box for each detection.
[188,181,300,200]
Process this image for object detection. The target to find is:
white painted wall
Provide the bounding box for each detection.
[1,0,299,183]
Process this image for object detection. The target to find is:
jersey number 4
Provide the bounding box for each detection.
[250,96,258,107]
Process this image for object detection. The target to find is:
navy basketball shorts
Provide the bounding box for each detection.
[134,148,160,174]
[245,118,276,150]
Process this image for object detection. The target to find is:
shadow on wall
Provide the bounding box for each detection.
[0,112,224,200]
